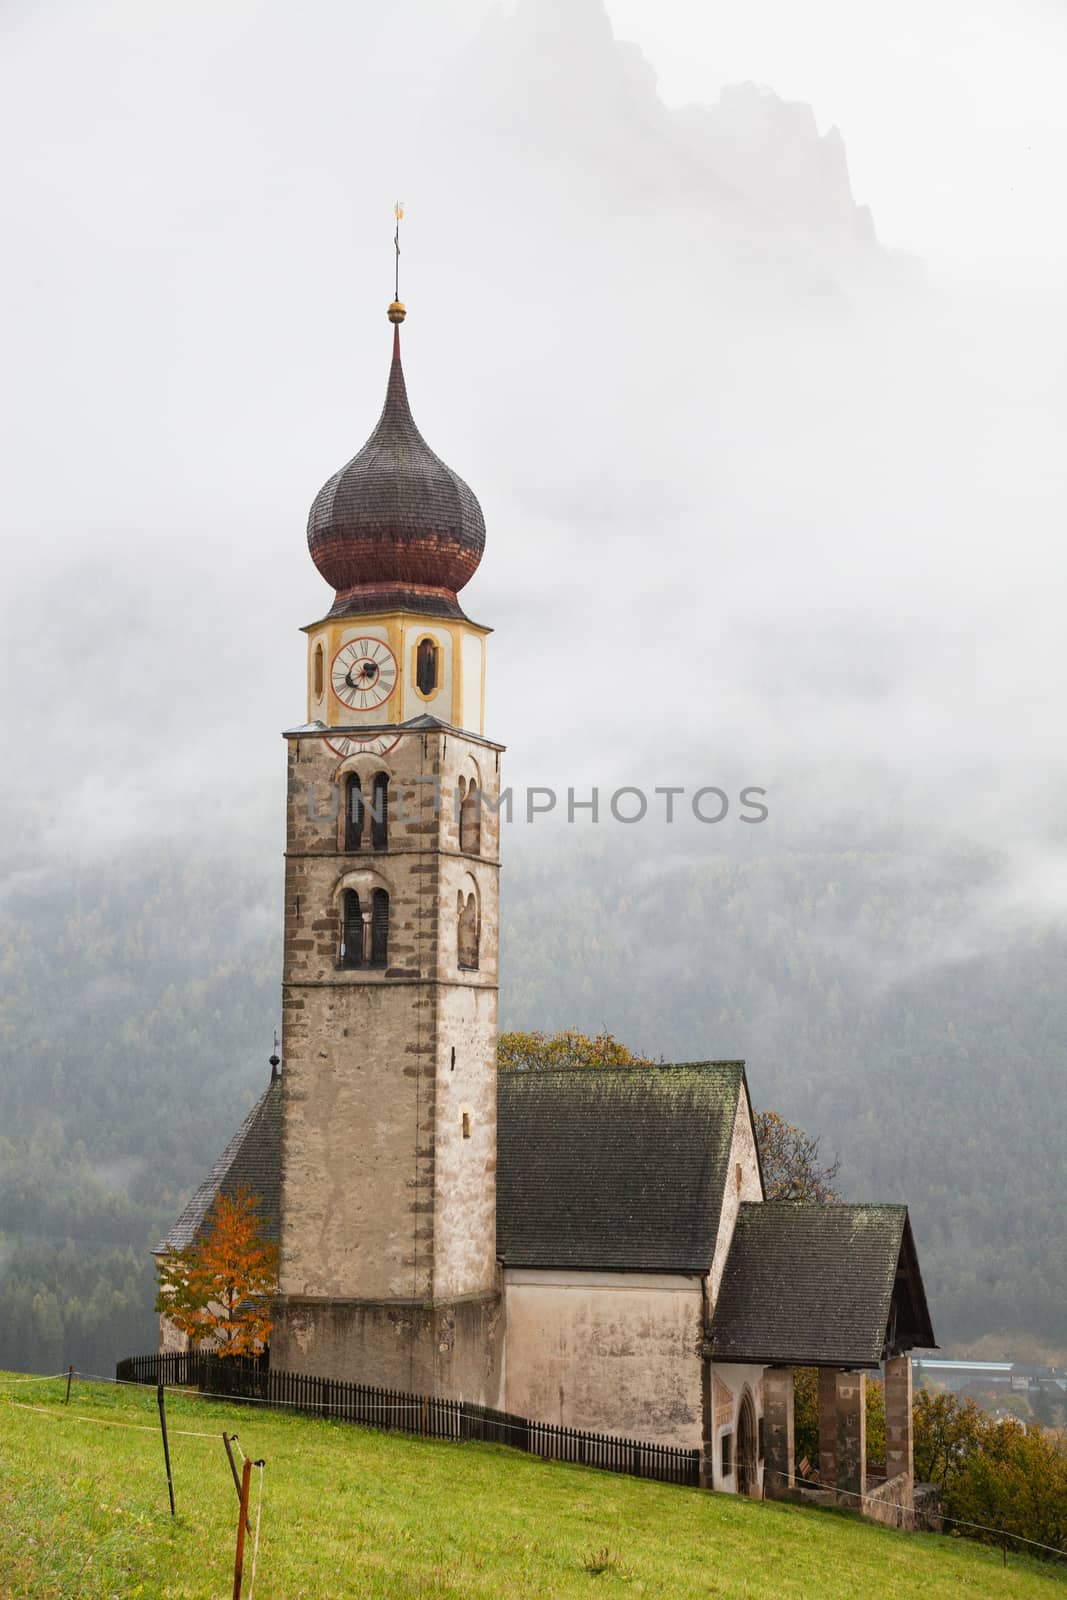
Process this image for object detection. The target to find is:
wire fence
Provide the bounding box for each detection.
[764,1468,1067,1565]
[114,1350,702,1488]
[8,1398,220,1440]
[6,1365,1062,1567]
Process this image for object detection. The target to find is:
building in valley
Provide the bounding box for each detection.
[157,293,935,1510]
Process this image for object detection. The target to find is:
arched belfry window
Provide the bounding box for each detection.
[415,636,439,698]
[313,642,325,699]
[370,888,389,967]
[341,889,363,967]
[459,776,481,856]
[340,886,389,969]
[345,774,363,852]
[457,889,479,971]
[370,772,389,851]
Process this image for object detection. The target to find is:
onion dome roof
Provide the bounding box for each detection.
[307,317,486,620]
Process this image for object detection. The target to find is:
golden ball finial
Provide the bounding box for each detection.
[388,300,407,325]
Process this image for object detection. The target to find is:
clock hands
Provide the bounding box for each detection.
[343,660,380,690]
[332,640,396,708]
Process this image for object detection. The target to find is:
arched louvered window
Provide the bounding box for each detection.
[457,889,479,971]
[345,774,364,851]
[416,636,439,697]
[370,889,389,967]
[459,776,481,856]
[313,642,325,699]
[370,772,388,851]
[341,890,363,967]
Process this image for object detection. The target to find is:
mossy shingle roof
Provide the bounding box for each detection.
[709,1201,936,1367]
[160,1063,748,1272]
[496,1062,749,1272]
[156,1078,283,1253]
[158,1068,937,1367]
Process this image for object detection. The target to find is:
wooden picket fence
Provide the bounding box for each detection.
[116,1351,700,1488]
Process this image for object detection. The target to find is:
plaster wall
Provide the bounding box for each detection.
[503,1269,704,1447]
[708,1361,766,1494]
[304,612,488,734]
[400,623,454,725]
[279,980,439,1301]
[708,1080,763,1307]
[158,1315,190,1355]
[270,1291,503,1404]
[433,983,498,1300]
[461,630,483,731]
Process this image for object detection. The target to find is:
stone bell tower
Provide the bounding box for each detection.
[270,295,503,1401]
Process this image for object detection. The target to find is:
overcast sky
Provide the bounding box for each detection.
[2,0,1064,938]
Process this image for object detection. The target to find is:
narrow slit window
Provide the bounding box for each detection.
[370,888,389,968]
[345,774,363,851]
[416,637,439,697]
[313,642,325,699]
[461,1111,471,1140]
[721,1432,733,1479]
[371,772,389,851]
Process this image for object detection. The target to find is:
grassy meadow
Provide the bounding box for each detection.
[0,1372,1063,1599]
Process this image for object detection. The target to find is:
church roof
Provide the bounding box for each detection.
[496,1062,749,1273]
[708,1201,936,1368]
[158,1071,937,1367]
[307,320,486,621]
[159,1062,748,1273]
[155,1077,283,1253]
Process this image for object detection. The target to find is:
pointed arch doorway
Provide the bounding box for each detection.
[737,1390,759,1497]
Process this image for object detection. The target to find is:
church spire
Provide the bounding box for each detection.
[306,291,486,622]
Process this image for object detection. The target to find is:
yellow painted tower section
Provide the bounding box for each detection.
[304,611,489,737]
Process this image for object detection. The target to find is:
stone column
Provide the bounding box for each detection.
[835,1370,867,1505]
[818,1367,838,1488]
[763,1366,795,1499]
[884,1356,913,1490]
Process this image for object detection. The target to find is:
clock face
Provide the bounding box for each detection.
[325,733,400,759]
[331,637,398,710]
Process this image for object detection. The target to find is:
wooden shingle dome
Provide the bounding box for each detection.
[307,317,486,620]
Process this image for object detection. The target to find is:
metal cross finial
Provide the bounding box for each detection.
[388,203,407,324]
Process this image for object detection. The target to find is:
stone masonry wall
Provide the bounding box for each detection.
[275,723,502,1396]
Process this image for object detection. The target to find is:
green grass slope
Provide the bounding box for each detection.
[0,1374,1061,1600]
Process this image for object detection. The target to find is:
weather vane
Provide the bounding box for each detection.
[389,202,407,324]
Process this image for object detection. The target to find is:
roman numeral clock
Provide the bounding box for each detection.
[330,637,399,711]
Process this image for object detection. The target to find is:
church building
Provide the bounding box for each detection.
[158,293,935,1510]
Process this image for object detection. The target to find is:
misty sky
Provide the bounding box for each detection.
[609,0,1067,264]
[2,0,1065,940]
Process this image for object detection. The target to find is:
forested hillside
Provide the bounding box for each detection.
[0,840,279,1373]
[1,821,1064,1373]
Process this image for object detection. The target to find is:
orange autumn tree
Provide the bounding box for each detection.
[155,1185,279,1357]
